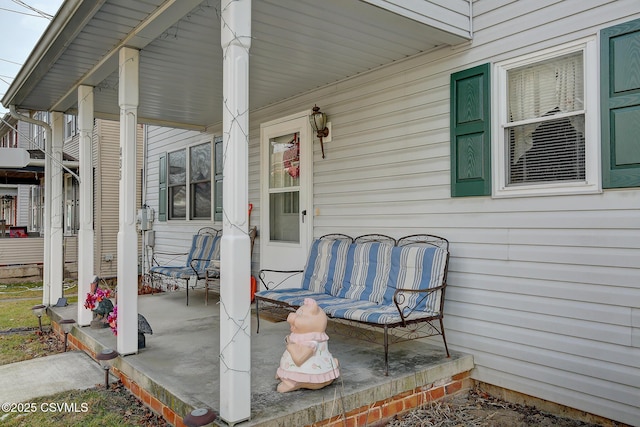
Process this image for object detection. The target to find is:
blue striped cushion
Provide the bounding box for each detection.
[301,238,351,295]
[326,301,437,324]
[256,290,374,315]
[150,233,218,279]
[211,236,221,261]
[187,234,217,271]
[337,242,393,303]
[255,289,329,307]
[383,246,448,314]
[149,266,196,279]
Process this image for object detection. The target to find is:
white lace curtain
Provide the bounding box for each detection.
[508,52,584,163]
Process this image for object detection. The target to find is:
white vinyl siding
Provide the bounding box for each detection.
[145,127,224,267]
[0,236,77,266]
[93,120,144,277]
[144,1,640,425]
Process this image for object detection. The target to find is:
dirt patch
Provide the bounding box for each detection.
[385,388,620,427]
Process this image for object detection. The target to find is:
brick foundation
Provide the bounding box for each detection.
[52,318,472,427]
[311,372,473,427]
[51,319,193,427]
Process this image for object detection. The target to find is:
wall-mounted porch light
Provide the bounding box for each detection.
[31,304,46,333]
[96,348,119,389]
[59,319,75,352]
[309,105,329,159]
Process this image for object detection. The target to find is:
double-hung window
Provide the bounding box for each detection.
[452,20,640,198]
[493,38,599,197]
[160,138,221,221]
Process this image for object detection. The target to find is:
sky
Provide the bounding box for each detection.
[0,0,64,114]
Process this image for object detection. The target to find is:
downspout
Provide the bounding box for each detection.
[9,105,52,306]
[141,124,149,277]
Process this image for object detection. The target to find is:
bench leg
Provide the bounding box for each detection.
[255,299,261,334]
[383,325,389,376]
[186,279,189,306]
[440,318,450,357]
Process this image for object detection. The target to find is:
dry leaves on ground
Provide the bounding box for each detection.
[385,389,610,427]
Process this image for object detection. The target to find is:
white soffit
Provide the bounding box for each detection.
[6,0,471,129]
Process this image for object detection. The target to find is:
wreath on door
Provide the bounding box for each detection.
[283,134,300,178]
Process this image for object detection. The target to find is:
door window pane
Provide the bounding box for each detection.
[269,192,299,243]
[269,133,300,189]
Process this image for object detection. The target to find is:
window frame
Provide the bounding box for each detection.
[165,138,218,222]
[492,37,601,198]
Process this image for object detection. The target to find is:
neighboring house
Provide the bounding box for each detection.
[0,113,141,278]
[1,1,638,425]
[0,114,37,234]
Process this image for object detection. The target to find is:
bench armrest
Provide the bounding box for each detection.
[258,269,304,291]
[151,251,189,266]
[393,283,446,325]
[189,258,212,278]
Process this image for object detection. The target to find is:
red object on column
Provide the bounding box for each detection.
[250,276,257,302]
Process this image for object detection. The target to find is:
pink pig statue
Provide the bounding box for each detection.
[276,298,340,392]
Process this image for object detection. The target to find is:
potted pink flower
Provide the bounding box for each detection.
[107,305,153,349]
[84,276,114,328]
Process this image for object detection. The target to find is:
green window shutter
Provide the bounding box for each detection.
[214,137,223,222]
[450,63,491,197]
[601,18,640,188]
[158,153,167,221]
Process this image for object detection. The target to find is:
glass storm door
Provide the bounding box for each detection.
[260,113,312,285]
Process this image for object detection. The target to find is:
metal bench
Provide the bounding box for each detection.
[255,233,450,375]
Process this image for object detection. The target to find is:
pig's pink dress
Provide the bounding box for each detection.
[277,332,340,384]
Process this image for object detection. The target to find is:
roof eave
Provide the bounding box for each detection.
[1,0,106,110]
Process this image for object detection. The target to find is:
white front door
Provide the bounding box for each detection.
[260,112,313,287]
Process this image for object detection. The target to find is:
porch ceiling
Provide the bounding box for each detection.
[2,0,471,129]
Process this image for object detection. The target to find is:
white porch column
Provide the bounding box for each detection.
[77,85,95,326]
[50,112,64,305]
[116,47,139,355]
[220,0,252,424]
[42,125,52,306]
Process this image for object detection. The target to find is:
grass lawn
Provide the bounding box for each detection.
[0,282,79,365]
[0,280,168,426]
[0,284,43,300]
[0,383,167,427]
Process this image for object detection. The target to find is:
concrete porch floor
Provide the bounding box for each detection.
[50,290,473,427]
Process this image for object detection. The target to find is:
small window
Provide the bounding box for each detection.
[64,114,77,140]
[190,143,211,219]
[168,149,186,219]
[493,39,599,197]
